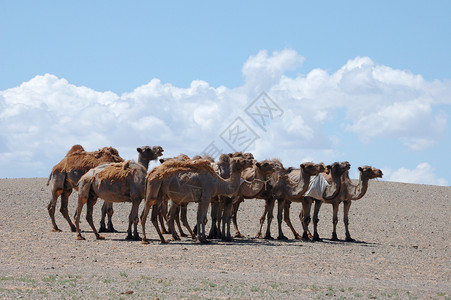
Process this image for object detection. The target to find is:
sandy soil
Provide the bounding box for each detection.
[0,178,450,299]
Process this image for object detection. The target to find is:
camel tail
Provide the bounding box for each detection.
[46,173,52,186]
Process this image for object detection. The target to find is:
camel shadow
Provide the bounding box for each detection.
[166,237,303,247]
[318,238,379,247]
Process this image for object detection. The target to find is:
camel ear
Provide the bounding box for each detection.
[300,163,305,169]
[358,166,363,171]
[228,153,233,157]
[159,158,165,164]
[255,162,261,168]
[137,147,143,153]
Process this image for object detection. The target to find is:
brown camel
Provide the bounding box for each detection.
[268,161,328,240]
[283,161,351,240]
[140,156,254,244]
[74,146,164,240]
[46,145,123,232]
[219,159,282,241]
[315,165,383,241]
[207,152,258,240]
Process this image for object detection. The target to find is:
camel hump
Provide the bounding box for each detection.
[66,145,85,156]
[97,161,134,181]
[147,159,216,182]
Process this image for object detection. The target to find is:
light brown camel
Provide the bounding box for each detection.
[206,152,257,240]
[314,165,383,242]
[46,145,123,232]
[74,146,164,240]
[140,156,254,244]
[218,159,282,241]
[268,161,328,240]
[282,161,351,240]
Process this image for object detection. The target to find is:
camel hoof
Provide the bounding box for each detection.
[256,233,263,239]
[234,232,244,238]
[180,233,188,238]
[331,234,339,241]
[96,235,105,240]
[133,235,141,241]
[295,234,303,240]
[160,239,168,244]
[345,237,356,242]
[98,227,108,233]
[264,235,274,240]
[277,235,288,240]
[312,235,323,242]
[76,235,85,240]
[141,239,149,245]
[52,228,62,232]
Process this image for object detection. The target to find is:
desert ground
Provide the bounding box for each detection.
[0,177,450,299]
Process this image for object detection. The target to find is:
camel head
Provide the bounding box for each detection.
[137,146,164,161]
[327,161,351,176]
[230,157,254,172]
[358,165,383,180]
[229,152,255,160]
[255,160,283,178]
[300,162,327,176]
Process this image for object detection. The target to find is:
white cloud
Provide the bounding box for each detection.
[385,163,448,186]
[0,49,449,185]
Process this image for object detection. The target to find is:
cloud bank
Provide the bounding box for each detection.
[0,49,449,185]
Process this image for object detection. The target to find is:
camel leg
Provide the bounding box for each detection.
[180,204,195,239]
[264,198,276,239]
[232,199,244,238]
[300,197,313,241]
[151,202,167,244]
[283,200,301,240]
[159,201,169,234]
[59,186,76,232]
[221,197,233,242]
[256,199,269,238]
[343,201,355,242]
[331,202,340,241]
[75,194,87,240]
[140,200,152,244]
[208,201,219,239]
[86,197,104,240]
[100,201,117,233]
[126,200,141,240]
[174,204,187,237]
[312,199,323,241]
[47,188,63,232]
[168,203,180,240]
[276,199,288,240]
[196,197,210,243]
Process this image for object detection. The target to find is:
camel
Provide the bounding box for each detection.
[313,165,383,241]
[282,161,351,240]
[267,161,328,240]
[219,160,281,242]
[46,145,123,232]
[206,152,259,240]
[140,156,254,244]
[74,146,164,240]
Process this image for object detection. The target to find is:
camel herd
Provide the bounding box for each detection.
[46,145,383,244]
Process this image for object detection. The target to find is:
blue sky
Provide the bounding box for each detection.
[1,1,450,185]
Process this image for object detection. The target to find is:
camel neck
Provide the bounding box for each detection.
[138,157,150,171]
[322,171,341,200]
[217,161,241,196]
[349,174,369,200]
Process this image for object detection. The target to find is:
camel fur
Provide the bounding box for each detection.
[46,145,124,232]
[74,146,164,241]
[140,156,254,244]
